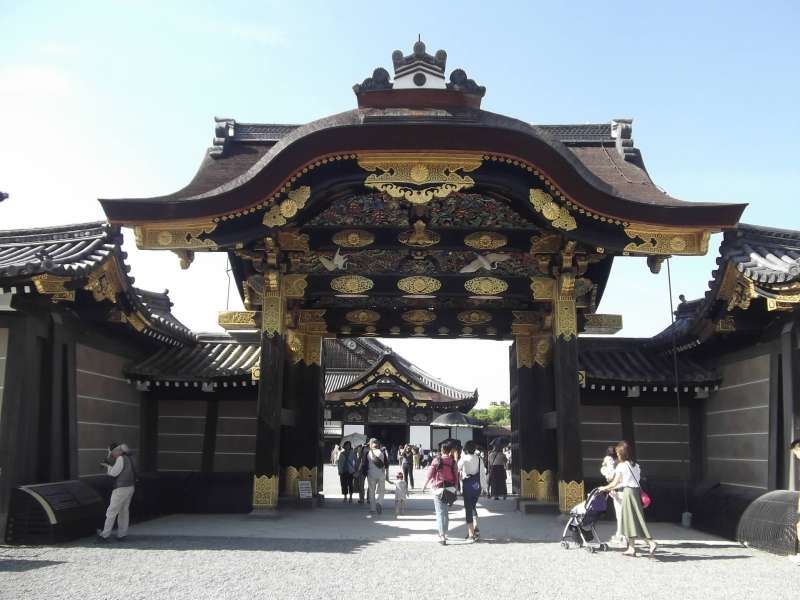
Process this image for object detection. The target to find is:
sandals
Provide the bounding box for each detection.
[648,542,658,556]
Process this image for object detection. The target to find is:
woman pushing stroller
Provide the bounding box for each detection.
[598,440,658,557]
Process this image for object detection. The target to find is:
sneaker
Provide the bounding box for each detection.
[95,529,109,543]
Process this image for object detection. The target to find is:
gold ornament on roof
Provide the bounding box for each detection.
[358,152,483,205]
[333,229,375,248]
[402,309,437,325]
[623,225,710,256]
[134,220,218,250]
[529,189,576,231]
[346,310,381,324]
[263,186,311,228]
[464,276,508,296]
[397,276,441,295]
[464,231,508,250]
[331,275,374,295]
[457,310,492,325]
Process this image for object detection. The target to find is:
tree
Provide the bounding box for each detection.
[468,401,510,426]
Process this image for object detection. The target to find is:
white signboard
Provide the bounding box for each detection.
[298,480,313,499]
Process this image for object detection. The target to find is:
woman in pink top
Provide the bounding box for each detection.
[423,441,459,545]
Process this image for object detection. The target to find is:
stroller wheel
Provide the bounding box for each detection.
[586,546,596,554]
[560,541,569,549]
[600,543,609,552]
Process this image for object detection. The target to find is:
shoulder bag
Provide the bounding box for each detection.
[627,463,651,509]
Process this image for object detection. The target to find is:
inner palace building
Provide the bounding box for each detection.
[0,41,797,553]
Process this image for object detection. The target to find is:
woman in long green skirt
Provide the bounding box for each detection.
[599,440,658,557]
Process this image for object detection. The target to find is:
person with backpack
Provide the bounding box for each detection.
[96,442,136,542]
[337,441,357,502]
[458,440,487,542]
[362,438,389,518]
[423,441,459,545]
[400,444,415,490]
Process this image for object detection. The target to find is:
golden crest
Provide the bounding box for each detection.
[358,152,483,205]
[457,310,492,325]
[397,276,441,295]
[464,277,508,296]
[332,229,375,248]
[623,225,711,256]
[263,186,311,228]
[464,231,508,250]
[134,220,218,250]
[401,309,437,325]
[529,189,576,231]
[346,309,381,324]
[331,275,373,295]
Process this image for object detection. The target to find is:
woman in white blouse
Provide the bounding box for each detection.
[458,440,488,541]
[600,446,624,545]
[599,440,657,557]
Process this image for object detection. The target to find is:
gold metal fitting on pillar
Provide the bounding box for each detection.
[558,480,585,512]
[554,273,577,341]
[252,474,278,509]
[261,271,286,338]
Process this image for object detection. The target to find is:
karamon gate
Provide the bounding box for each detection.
[101,41,744,510]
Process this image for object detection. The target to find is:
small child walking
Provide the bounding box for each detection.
[394,471,409,516]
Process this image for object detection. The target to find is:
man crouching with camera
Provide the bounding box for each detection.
[96,441,136,542]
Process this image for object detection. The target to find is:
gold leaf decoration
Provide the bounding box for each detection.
[623,225,711,256]
[283,274,308,298]
[397,276,441,295]
[457,310,492,325]
[464,277,508,296]
[358,152,483,205]
[333,229,375,248]
[32,273,75,302]
[529,189,576,231]
[558,480,585,513]
[134,221,218,250]
[263,186,311,228]
[253,474,278,509]
[464,231,508,250]
[218,310,259,330]
[346,309,381,324]
[331,275,374,295]
[398,220,440,247]
[401,309,437,325]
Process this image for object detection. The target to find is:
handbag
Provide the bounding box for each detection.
[627,463,651,509]
[440,487,457,506]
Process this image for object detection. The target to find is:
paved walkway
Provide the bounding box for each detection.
[1,466,797,599]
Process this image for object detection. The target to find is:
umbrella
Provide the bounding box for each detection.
[430,411,483,429]
[341,432,367,447]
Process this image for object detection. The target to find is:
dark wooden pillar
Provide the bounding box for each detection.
[201,398,219,473]
[512,332,557,502]
[252,278,286,509]
[553,273,584,511]
[780,322,798,489]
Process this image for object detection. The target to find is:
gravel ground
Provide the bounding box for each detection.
[1,466,797,600]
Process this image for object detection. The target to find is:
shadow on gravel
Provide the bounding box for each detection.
[65,536,373,554]
[0,558,65,572]
[649,553,752,563]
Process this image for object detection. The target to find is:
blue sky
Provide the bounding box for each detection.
[2,1,798,404]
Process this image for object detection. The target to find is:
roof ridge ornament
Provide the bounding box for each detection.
[353,40,485,109]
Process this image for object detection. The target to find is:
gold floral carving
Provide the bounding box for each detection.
[296,310,326,366]
[558,480,585,513]
[520,469,556,501]
[464,232,508,250]
[31,273,75,302]
[124,312,149,332]
[333,229,375,248]
[331,275,373,295]
[277,230,310,252]
[397,276,441,295]
[358,152,483,205]
[251,365,261,381]
[623,225,711,256]
[715,316,736,332]
[554,273,577,341]
[530,276,555,301]
[284,274,308,299]
[263,186,311,227]
[218,310,259,330]
[530,234,562,254]
[515,335,535,369]
[464,277,508,296]
[253,474,278,509]
[457,310,492,325]
[402,309,437,325]
[534,336,552,367]
[286,329,305,363]
[171,249,195,270]
[134,221,218,250]
[582,314,623,334]
[577,370,586,386]
[346,309,381,324]
[398,220,440,248]
[262,273,285,338]
[529,189,577,231]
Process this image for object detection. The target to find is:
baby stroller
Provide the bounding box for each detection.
[560,487,610,554]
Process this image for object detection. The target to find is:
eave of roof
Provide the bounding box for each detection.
[100,110,746,228]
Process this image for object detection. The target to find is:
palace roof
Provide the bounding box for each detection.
[126,334,477,408]
[0,221,194,345]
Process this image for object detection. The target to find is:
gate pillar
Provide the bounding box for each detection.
[511,312,557,502]
[553,273,584,511]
